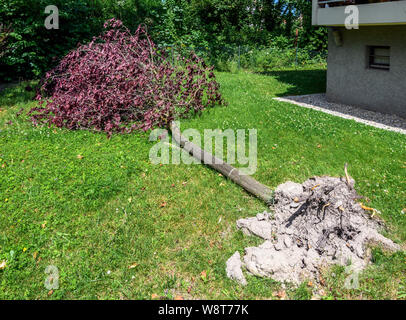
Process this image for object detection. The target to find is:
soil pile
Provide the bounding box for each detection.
[226,176,400,285]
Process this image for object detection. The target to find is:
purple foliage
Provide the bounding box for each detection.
[29,19,224,135]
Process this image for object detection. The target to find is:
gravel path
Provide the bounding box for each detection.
[274,94,406,135]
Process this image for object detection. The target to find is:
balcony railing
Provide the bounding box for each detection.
[313,0,406,25]
[318,0,401,8]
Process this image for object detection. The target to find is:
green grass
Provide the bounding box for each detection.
[0,69,405,300]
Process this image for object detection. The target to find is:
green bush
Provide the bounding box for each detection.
[0,0,107,81]
[0,0,161,81]
[212,46,326,73]
[0,0,327,81]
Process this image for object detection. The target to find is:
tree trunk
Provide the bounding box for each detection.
[170,122,273,204]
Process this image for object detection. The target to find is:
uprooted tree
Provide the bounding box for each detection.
[29,18,224,135]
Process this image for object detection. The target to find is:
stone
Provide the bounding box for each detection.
[236,216,273,240]
[225,252,247,286]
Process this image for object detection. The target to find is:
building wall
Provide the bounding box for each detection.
[327,26,406,118]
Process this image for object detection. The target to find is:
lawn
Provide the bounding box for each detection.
[0,69,405,300]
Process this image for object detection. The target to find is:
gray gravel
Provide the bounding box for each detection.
[274,94,406,135]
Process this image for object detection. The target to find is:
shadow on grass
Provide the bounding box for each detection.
[0,81,38,107]
[259,69,327,97]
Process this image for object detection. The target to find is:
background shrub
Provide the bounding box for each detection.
[214,46,326,73]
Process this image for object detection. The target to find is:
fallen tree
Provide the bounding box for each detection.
[30,19,224,135]
[170,122,401,286]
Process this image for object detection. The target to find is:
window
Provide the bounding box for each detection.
[368,46,390,70]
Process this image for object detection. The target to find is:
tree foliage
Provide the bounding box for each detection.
[0,0,327,81]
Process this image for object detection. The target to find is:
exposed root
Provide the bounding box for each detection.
[226,175,401,285]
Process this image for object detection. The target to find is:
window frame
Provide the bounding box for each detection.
[368,46,391,71]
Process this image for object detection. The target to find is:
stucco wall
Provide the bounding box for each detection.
[326,26,406,118]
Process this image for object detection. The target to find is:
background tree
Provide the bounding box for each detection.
[0,0,327,81]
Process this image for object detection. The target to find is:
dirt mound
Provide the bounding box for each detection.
[226,176,400,285]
